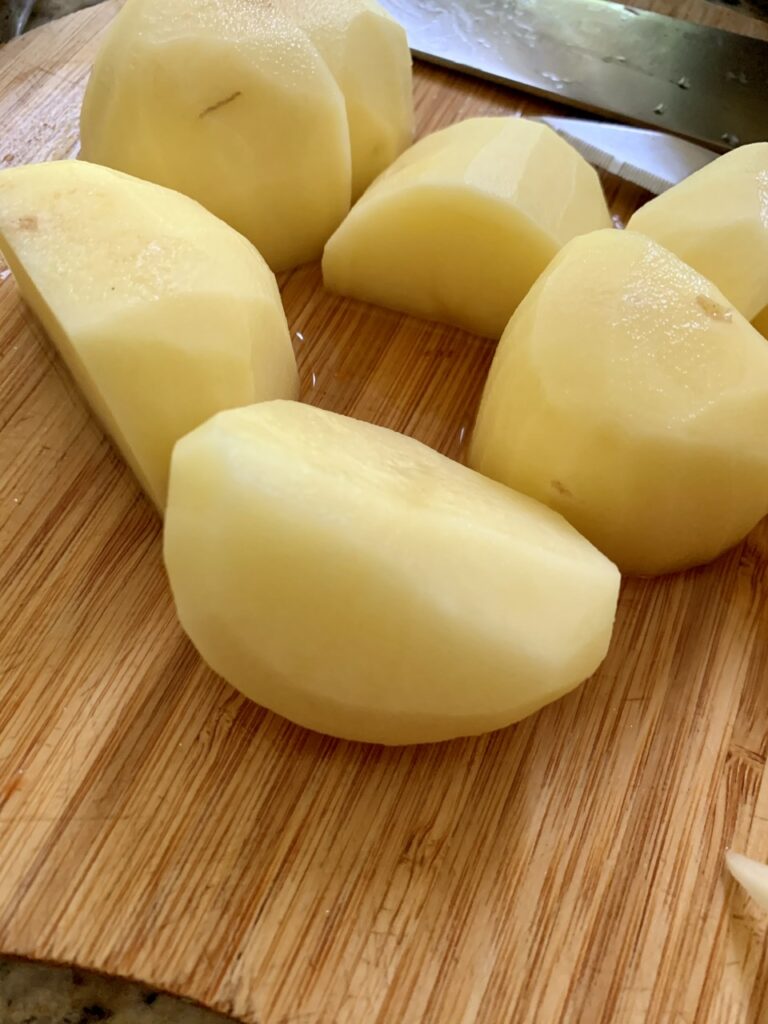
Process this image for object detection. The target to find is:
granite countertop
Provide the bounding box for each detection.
[0,958,232,1024]
[1,0,102,42]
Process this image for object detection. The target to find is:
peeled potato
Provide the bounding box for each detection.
[80,0,412,270]
[628,144,768,321]
[469,229,768,576]
[0,160,297,508]
[322,117,611,338]
[164,401,620,745]
[279,0,413,202]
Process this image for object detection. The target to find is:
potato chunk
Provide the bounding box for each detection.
[279,0,413,202]
[80,0,413,270]
[164,401,620,745]
[322,117,611,338]
[628,144,768,321]
[0,160,297,508]
[469,229,768,575]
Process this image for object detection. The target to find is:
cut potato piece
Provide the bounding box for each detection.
[0,160,297,508]
[164,401,620,745]
[279,0,413,202]
[628,144,768,321]
[80,0,412,270]
[80,0,348,271]
[726,852,768,911]
[469,229,768,576]
[322,117,611,338]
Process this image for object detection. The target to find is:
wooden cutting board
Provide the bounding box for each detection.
[1,4,767,1022]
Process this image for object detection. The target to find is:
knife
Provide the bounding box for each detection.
[530,117,717,193]
[380,0,768,153]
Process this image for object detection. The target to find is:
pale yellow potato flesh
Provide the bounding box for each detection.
[279,0,413,202]
[628,143,768,321]
[322,117,612,338]
[164,401,620,745]
[469,229,768,576]
[726,852,768,912]
[0,160,297,509]
[80,0,412,271]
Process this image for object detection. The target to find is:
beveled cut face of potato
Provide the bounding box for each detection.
[628,143,768,321]
[0,160,298,509]
[80,0,413,271]
[164,401,620,745]
[322,117,611,338]
[469,229,768,576]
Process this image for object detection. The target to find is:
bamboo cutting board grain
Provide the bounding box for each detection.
[1,4,768,1022]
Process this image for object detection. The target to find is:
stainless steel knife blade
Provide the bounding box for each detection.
[380,0,768,152]
[531,117,717,193]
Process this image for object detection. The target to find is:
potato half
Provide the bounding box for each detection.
[322,117,611,338]
[0,160,297,508]
[628,143,768,321]
[279,0,414,202]
[164,401,620,745]
[80,0,413,270]
[469,229,768,575]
